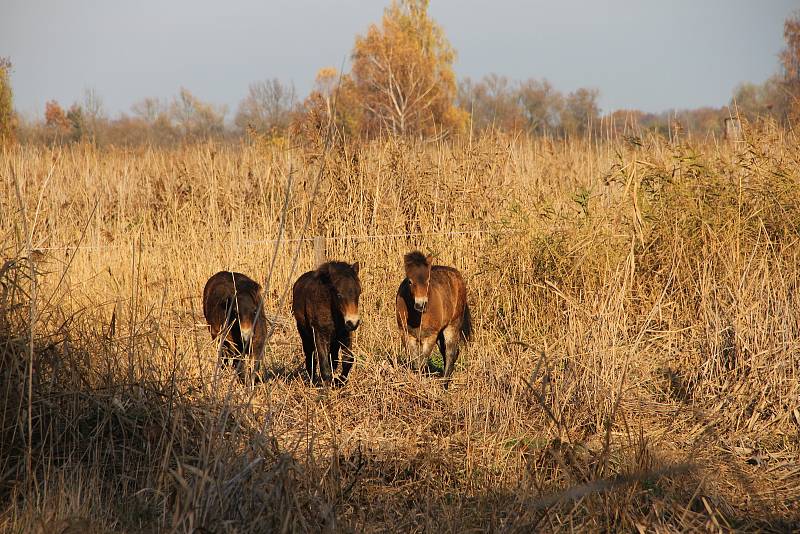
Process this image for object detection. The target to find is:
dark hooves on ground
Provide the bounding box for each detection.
[307,376,349,389]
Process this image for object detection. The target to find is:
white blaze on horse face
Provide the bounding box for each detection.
[239,324,253,352]
[414,278,430,312]
[410,274,430,312]
[240,323,253,343]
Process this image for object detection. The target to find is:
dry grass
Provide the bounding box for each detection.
[2,123,800,532]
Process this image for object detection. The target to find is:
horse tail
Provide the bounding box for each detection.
[461,302,473,342]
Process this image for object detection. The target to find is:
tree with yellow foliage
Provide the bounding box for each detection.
[296,67,363,140]
[351,0,466,137]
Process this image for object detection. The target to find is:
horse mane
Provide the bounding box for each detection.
[403,251,429,268]
[316,261,360,283]
[320,261,353,274]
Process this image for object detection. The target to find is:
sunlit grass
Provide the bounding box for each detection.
[2,122,799,531]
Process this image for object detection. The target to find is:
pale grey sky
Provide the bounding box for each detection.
[1,0,796,118]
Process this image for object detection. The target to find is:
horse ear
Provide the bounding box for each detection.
[425,254,433,266]
[351,261,360,275]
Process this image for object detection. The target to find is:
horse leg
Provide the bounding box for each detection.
[314,329,334,385]
[218,339,232,368]
[331,342,340,372]
[437,331,447,373]
[298,322,317,383]
[335,333,354,387]
[441,324,462,387]
[219,303,237,369]
[214,323,233,368]
[415,334,437,373]
[401,331,418,366]
[232,331,248,381]
[224,336,242,374]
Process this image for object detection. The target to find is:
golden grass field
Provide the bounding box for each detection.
[2,124,800,532]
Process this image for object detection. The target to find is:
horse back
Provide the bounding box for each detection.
[430,266,467,316]
[292,271,326,327]
[203,271,263,333]
[204,271,261,305]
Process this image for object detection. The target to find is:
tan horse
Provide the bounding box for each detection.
[202,271,267,378]
[395,251,471,385]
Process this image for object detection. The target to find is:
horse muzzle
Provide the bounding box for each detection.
[344,314,361,331]
[413,298,427,313]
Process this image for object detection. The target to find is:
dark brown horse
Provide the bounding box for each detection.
[292,261,361,386]
[202,271,267,376]
[396,251,471,385]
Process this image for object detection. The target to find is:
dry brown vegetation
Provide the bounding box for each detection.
[2,121,800,532]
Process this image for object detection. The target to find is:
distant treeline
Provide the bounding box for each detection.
[10,74,794,148]
[2,2,799,147]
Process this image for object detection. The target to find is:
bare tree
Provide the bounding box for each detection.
[458,74,522,133]
[779,10,800,118]
[458,75,566,136]
[132,97,167,124]
[82,88,104,121]
[82,87,106,142]
[517,78,563,135]
[235,78,296,135]
[780,11,800,85]
[170,88,226,139]
[561,88,600,137]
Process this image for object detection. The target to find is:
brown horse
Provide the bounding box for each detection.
[396,251,472,385]
[292,261,361,386]
[202,271,267,377]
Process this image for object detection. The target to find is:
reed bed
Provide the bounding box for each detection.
[1,123,799,532]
